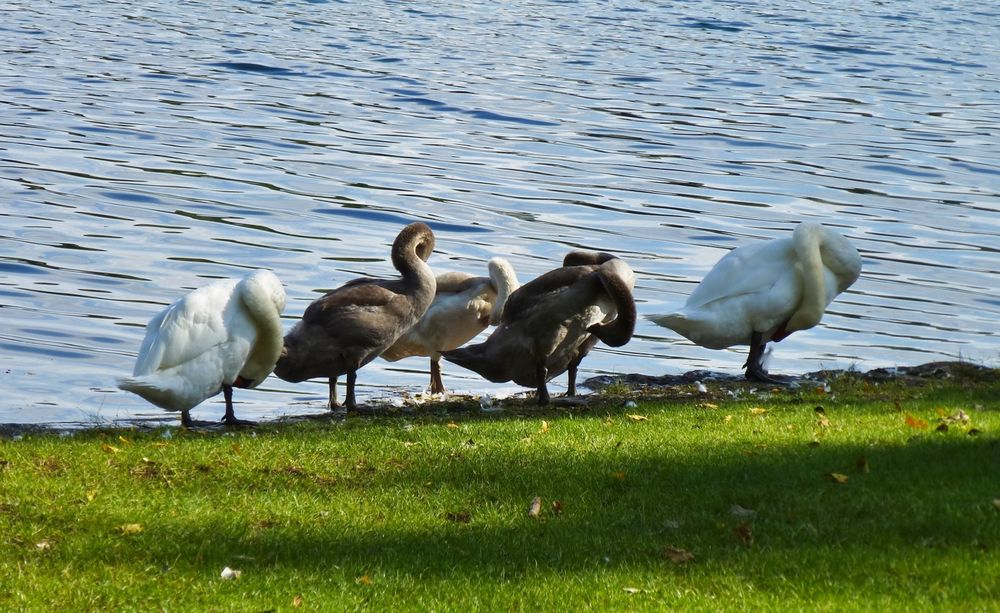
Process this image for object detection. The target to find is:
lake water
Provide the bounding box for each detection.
[2,0,998,426]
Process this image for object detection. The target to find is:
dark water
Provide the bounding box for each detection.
[1,1,998,425]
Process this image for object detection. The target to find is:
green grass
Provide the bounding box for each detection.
[1,374,998,611]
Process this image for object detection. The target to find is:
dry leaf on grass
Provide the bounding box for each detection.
[905,414,929,430]
[664,547,695,564]
[749,407,768,416]
[528,496,542,518]
[292,595,304,608]
[539,420,550,433]
[117,523,143,535]
[627,414,648,422]
[730,504,756,518]
[445,511,471,524]
[828,473,849,484]
[856,455,870,473]
[101,444,120,454]
[733,522,754,547]
[356,574,372,585]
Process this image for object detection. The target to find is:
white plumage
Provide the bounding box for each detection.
[117,270,286,426]
[381,257,519,394]
[649,222,862,382]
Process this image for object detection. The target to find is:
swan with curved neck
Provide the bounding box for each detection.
[648,222,862,382]
[442,251,636,404]
[273,222,436,410]
[381,257,519,394]
[117,270,286,427]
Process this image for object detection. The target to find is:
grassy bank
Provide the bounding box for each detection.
[1,369,998,611]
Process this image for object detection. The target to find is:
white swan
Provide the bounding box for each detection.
[381,257,519,394]
[648,222,862,382]
[117,270,286,426]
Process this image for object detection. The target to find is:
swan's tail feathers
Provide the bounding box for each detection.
[646,312,688,333]
[587,259,637,348]
[487,257,519,325]
[117,376,189,412]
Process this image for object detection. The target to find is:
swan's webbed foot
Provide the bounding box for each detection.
[180,411,216,429]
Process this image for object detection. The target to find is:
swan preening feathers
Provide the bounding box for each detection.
[120,221,861,419]
[648,222,862,382]
[117,270,286,427]
[381,257,519,394]
[442,251,637,404]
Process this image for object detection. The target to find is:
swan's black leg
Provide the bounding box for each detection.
[345,370,358,410]
[743,332,786,385]
[566,356,583,397]
[535,363,550,405]
[221,384,256,426]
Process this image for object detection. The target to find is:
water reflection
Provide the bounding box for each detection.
[0,0,997,425]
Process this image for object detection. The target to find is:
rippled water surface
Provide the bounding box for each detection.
[2,0,998,425]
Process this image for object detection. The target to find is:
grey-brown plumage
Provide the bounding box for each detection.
[442,251,636,404]
[273,222,436,410]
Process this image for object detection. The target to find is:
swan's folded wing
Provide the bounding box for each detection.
[132,290,231,376]
[685,241,789,309]
[501,266,590,323]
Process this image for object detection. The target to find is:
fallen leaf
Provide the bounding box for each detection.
[539,420,550,433]
[829,473,849,484]
[723,415,733,424]
[445,510,471,523]
[292,595,304,608]
[730,504,756,518]
[856,455,870,473]
[733,522,754,547]
[611,470,626,481]
[905,414,929,430]
[118,523,143,535]
[664,547,695,563]
[356,574,371,585]
[85,490,98,503]
[749,407,768,416]
[528,496,542,518]
[35,540,53,551]
[220,567,241,580]
[949,410,970,424]
[627,414,648,422]
[817,416,831,428]
[118,435,131,446]
[623,587,642,594]
[697,402,718,409]
[101,444,120,454]
[446,422,459,429]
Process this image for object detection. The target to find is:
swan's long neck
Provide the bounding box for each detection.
[787,223,827,332]
[589,258,637,347]
[392,224,436,304]
[487,257,519,325]
[238,272,286,382]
